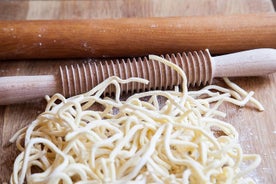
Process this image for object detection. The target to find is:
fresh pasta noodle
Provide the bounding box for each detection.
[10,55,263,184]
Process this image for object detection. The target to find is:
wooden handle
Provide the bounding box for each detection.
[0,75,58,105]
[0,13,276,60]
[213,48,276,77]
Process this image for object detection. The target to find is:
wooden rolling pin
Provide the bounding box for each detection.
[0,13,276,60]
[0,48,276,105]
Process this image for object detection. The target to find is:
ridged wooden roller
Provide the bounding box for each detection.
[59,50,212,97]
[0,48,276,105]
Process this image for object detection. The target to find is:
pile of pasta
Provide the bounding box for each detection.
[10,55,263,184]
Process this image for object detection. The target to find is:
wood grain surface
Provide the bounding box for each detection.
[1,14,276,60]
[0,0,275,183]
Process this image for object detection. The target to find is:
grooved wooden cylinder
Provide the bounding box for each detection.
[59,50,213,97]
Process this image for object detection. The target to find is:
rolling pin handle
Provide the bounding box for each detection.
[0,75,58,105]
[212,48,276,77]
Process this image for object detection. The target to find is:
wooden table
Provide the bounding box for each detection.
[0,0,275,183]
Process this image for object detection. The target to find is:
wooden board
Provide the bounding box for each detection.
[0,0,275,183]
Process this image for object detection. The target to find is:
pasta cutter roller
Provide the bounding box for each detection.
[0,48,276,105]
